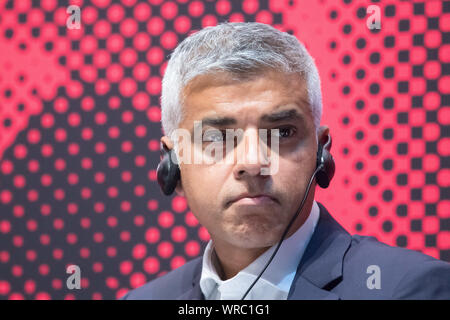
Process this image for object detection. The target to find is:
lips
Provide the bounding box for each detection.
[227,193,278,207]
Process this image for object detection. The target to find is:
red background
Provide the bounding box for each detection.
[0,0,449,300]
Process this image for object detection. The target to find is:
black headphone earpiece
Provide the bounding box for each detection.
[157,134,335,195]
[156,146,180,196]
[315,133,335,189]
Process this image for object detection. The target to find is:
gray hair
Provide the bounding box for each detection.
[160,22,322,139]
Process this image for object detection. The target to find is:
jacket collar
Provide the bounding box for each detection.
[287,202,352,299]
[177,201,352,300]
[176,256,204,300]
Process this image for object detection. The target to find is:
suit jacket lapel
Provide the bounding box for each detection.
[288,202,352,300]
[176,256,205,300]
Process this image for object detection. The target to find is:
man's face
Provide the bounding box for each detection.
[163,70,322,249]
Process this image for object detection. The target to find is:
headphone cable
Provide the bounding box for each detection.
[240,163,323,300]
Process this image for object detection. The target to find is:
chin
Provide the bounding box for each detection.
[231,236,278,249]
[223,222,283,249]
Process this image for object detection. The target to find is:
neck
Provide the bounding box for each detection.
[211,242,270,280]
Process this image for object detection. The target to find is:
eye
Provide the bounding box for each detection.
[273,126,296,139]
[203,129,226,142]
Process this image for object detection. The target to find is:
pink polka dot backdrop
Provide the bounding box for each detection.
[0,0,448,300]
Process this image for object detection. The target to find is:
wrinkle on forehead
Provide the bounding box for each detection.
[181,70,310,118]
[181,70,258,103]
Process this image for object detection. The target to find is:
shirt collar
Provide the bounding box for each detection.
[199,200,320,299]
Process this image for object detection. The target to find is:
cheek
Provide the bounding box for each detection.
[276,151,316,199]
[182,168,232,235]
[291,140,317,175]
[180,165,227,213]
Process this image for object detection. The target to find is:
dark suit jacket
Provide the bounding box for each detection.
[120,202,450,299]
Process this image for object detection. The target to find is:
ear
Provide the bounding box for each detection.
[160,135,174,151]
[175,179,185,197]
[317,125,331,151]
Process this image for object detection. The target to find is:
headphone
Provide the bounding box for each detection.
[156,133,335,299]
[157,133,335,195]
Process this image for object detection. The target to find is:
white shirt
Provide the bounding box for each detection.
[199,200,320,300]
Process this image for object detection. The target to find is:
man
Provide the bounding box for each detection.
[121,22,450,300]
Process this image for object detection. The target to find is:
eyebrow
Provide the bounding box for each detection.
[260,108,305,123]
[194,107,307,131]
[199,116,237,127]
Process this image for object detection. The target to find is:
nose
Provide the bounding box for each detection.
[233,127,270,180]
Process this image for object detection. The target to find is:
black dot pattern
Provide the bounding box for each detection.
[0,0,448,300]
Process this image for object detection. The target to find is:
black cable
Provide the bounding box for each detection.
[240,163,323,300]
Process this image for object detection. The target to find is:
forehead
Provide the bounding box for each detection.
[180,70,312,122]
